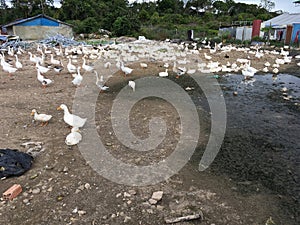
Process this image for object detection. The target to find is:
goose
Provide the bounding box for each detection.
[50,54,60,65]
[95,71,109,92]
[65,127,82,146]
[37,69,53,88]
[121,61,133,76]
[14,55,22,69]
[57,104,87,128]
[54,63,64,73]
[31,109,52,126]
[140,62,148,68]
[2,64,17,74]
[82,57,94,72]
[159,69,168,77]
[275,58,285,65]
[272,68,279,74]
[262,67,269,73]
[128,80,136,91]
[67,58,77,73]
[283,56,292,64]
[104,62,111,69]
[28,52,42,64]
[36,61,50,74]
[17,46,25,55]
[72,67,83,86]
[204,53,212,60]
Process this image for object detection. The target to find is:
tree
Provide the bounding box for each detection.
[260,0,275,12]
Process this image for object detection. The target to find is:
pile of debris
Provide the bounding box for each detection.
[39,34,85,47]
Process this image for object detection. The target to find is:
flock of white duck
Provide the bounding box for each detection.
[1,38,300,145]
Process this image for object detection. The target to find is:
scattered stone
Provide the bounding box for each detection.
[78,185,85,191]
[72,208,78,214]
[111,213,116,218]
[124,216,131,223]
[165,212,204,224]
[78,210,86,216]
[149,199,158,205]
[146,209,154,214]
[151,191,163,201]
[84,183,91,190]
[102,215,108,220]
[124,192,131,198]
[128,190,136,195]
[32,188,41,194]
[47,187,53,192]
[23,199,30,204]
[156,205,165,211]
[233,91,238,96]
[63,166,69,172]
[116,193,122,198]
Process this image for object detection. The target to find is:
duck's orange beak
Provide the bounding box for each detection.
[30,112,34,116]
[57,106,62,110]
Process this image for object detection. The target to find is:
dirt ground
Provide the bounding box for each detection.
[0,42,299,225]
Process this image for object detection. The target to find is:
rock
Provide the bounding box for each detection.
[84,183,91,190]
[23,199,30,204]
[47,187,53,192]
[72,208,78,214]
[78,185,85,191]
[124,192,131,198]
[149,199,158,205]
[111,213,116,218]
[233,91,238,96]
[128,190,136,195]
[124,216,131,223]
[63,166,69,172]
[151,191,163,201]
[78,210,86,216]
[116,193,122,198]
[157,205,165,211]
[32,188,41,194]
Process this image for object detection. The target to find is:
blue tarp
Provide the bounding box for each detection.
[291,23,300,43]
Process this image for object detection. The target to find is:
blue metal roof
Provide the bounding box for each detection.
[3,14,72,28]
[263,13,300,27]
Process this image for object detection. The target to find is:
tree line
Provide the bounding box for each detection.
[0,0,278,38]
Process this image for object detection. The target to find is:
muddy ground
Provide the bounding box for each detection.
[0,44,299,225]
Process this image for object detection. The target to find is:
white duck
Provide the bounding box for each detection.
[140,62,148,68]
[82,57,94,72]
[159,69,168,77]
[50,54,60,65]
[15,55,23,69]
[36,61,50,73]
[57,104,87,128]
[37,68,53,88]
[67,58,77,73]
[121,61,133,76]
[128,80,136,92]
[31,109,52,126]
[65,127,82,146]
[72,67,83,86]
[95,71,109,92]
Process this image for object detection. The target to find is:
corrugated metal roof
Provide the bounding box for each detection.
[263,13,300,27]
[3,14,72,28]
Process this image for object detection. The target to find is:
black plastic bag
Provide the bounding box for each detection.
[0,148,33,178]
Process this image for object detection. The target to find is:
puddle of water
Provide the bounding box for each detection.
[220,73,300,99]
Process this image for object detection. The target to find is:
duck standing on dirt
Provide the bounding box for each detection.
[31,109,52,126]
[57,104,87,128]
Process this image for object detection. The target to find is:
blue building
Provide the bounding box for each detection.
[3,14,73,40]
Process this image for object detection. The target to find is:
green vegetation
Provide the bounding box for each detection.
[0,0,279,40]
